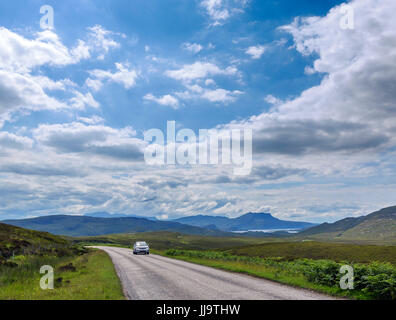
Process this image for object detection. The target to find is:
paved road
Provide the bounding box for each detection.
[93,246,335,300]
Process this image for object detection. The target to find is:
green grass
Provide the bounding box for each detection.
[160,252,354,298]
[0,249,124,300]
[0,223,71,262]
[228,241,396,265]
[72,231,272,250]
[162,249,396,300]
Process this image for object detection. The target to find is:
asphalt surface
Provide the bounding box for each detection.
[93,246,336,300]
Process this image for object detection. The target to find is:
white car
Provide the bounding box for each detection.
[133,241,150,255]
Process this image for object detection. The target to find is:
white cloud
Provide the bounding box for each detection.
[76,115,105,125]
[87,25,121,60]
[201,88,243,103]
[85,78,103,91]
[87,62,139,90]
[0,131,33,150]
[33,122,145,161]
[223,0,396,166]
[264,94,283,106]
[0,28,75,73]
[0,26,119,73]
[0,70,68,114]
[201,0,230,25]
[33,76,76,91]
[144,93,179,109]
[165,61,237,81]
[182,42,203,54]
[70,40,91,61]
[200,0,249,25]
[246,45,266,59]
[176,84,243,104]
[0,25,121,119]
[69,91,100,110]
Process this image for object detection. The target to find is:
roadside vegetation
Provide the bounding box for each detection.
[0,223,124,300]
[228,241,396,265]
[161,242,396,300]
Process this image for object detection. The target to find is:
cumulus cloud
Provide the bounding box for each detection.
[222,0,396,160]
[33,122,145,161]
[163,61,242,104]
[0,131,33,150]
[264,94,283,106]
[200,88,243,103]
[87,25,122,60]
[165,61,237,81]
[0,25,120,118]
[0,163,86,177]
[144,93,179,109]
[0,25,119,73]
[175,84,243,104]
[0,28,76,73]
[200,0,249,25]
[182,42,203,54]
[87,62,139,90]
[246,45,266,59]
[0,70,69,114]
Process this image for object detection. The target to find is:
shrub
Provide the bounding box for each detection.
[165,249,396,300]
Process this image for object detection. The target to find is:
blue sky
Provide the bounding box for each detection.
[0,0,396,223]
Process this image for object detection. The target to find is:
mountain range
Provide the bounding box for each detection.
[2,212,315,237]
[173,212,316,232]
[299,205,396,241]
[84,212,158,221]
[2,206,395,241]
[2,215,232,237]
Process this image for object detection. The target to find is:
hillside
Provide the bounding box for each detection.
[2,215,236,237]
[84,212,158,221]
[227,241,396,265]
[72,231,271,250]
[300,205,396,242]
[174,212,316,232]
[0,223,69,262]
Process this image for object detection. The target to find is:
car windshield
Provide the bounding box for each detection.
[136,242,147,246]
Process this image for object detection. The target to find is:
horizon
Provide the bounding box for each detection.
[1,0,396,224]
[3,205,386,225]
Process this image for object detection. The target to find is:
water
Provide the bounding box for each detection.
[232,228,300,234]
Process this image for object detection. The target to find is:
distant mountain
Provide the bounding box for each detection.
[300,205,396,241]
[84,212,158,221]
[2,215,234,237]
[173,212,316,232]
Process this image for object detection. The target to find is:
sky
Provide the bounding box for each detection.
[0,0,395,223]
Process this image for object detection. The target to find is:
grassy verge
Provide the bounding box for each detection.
[0,249,124,300]
[160,249,396,300]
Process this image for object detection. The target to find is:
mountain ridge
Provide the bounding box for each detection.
[299,205,396,241]
[2,215,235,237]
[173,212,316,232]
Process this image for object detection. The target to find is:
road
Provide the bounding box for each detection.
[93,246,335,300]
